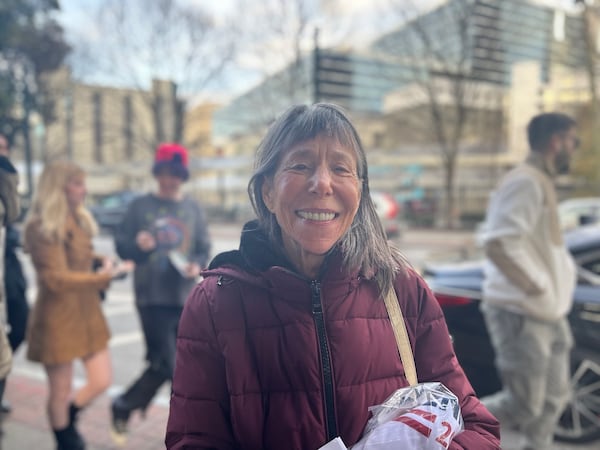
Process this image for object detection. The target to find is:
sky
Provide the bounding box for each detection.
[55,0,582,104]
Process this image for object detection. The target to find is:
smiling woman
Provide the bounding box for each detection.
[165,103,500,450]
[261,135,362,277]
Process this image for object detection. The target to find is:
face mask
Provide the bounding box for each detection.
[554,148,571,174]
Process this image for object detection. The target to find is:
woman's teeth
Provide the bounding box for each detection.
[298,211,335,221]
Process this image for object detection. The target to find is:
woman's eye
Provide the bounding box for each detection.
[333,166,353,175]
[289,164,309,171]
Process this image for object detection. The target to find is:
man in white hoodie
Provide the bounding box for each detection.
[478,112,579,450]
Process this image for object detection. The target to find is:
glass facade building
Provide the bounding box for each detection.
[372,0,585,86]
[213,50,411,140]
[214,0,586,140]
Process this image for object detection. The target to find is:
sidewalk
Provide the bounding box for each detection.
[0,374,168,449]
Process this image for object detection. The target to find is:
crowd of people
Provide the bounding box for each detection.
[0,104,581,449]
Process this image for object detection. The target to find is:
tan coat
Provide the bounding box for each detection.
[26,214,112,365]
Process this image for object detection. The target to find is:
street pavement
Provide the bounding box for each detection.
[0,222,596,449]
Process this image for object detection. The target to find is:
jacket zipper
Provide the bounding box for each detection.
[311,280,338,441]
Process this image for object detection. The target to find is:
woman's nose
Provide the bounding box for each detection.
[309,165,334,195]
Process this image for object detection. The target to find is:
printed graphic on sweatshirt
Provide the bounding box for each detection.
[146,211,193,272]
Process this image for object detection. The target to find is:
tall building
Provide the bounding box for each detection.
[211,0,593,223]
[184,101,220,159]
[371,0,586,86]
[213,49,410,143]
[364,0,592,219]
[42,68,183,194]
[215,0,587,143]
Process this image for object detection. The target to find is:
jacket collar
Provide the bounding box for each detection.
[207,220,357,285]
[209,220,292,273]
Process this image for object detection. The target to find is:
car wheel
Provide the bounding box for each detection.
[555,348,600,443]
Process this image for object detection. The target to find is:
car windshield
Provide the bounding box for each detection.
[99,195,124,207]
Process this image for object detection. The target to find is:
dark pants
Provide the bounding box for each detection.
[5,225,29,353]
[118,305,183,411]
[6,287,29,352]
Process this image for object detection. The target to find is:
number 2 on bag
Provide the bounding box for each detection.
[394,409,453,449]
[435,422,452,449]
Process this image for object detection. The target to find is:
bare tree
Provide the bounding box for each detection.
[376,0,505,228]
[70,0,236,151]
[229,0,316,127]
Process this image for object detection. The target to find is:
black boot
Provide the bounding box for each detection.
[0,378,10,415]
[69,402,82,426]
[110,397,131,446]
[53,423,86,450]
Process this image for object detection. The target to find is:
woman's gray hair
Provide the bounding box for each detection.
[248,103,407,293]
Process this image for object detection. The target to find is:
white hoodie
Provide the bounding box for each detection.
[479,156,576,321]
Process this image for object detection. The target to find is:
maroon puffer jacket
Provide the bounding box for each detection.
[166,251,500,449]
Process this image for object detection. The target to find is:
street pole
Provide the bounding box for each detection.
[313,27,320,104]
[16,55,35,200]
[0,51,36,199]
[22,93,33,199]
[65,88,73,160]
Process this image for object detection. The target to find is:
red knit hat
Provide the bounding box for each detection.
[152,143,189,181]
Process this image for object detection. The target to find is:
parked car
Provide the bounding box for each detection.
[89,190,141,233]
[423,224,600,444]
[559,197,600,231]
[476,197,600,234]
[371,191,402,239]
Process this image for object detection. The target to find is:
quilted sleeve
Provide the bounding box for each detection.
[166,282,237,450]
[408,274,501,450]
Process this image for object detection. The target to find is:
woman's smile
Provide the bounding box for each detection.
[296,210,337,221]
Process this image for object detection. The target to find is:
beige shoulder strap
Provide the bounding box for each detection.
[383,287,418,386]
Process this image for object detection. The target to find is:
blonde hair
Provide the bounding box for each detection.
[24,160,98,246]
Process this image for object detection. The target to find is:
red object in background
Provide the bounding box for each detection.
[371,191,402,239]
[434,293,472,307]
[383,192,400,219]
[372,192,400,219]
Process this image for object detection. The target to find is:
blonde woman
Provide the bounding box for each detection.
[23,160,132,449]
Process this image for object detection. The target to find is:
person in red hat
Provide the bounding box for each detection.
[110,143,212,445]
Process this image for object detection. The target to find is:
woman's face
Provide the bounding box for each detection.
[262,135,362,277]
[65,174,87,209]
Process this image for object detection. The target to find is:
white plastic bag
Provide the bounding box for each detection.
[318,437,348,450]
[351,382,463,450]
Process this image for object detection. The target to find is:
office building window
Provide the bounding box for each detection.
[123,96,133,160]
[553,10,565,42]
[93,91,103,163]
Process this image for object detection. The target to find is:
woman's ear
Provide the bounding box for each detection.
[261,179,274,212]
